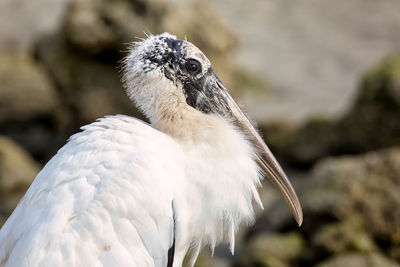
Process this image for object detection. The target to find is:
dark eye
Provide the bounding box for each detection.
[185,59,202,75]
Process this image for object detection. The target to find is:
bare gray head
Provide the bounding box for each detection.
[122,33,232,120]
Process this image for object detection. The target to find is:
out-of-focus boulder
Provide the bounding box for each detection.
[244,147,400,265]
[262,54,400,167]
[36,32,138,125]
[261,118,337,167]
[390,246,400,262]
[0,136,39,194]
[316,253,400,267]
[0,52,69,163]
[0,0,67,53]
[312,217,377,254]
[191,251,230,267]
[302,148,400,245]
[0,53,59,123]
[0,136,40,226]
[337,54,400,152]
[66,0,120,54]
[234,232,305,267]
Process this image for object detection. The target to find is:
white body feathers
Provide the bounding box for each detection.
[0,114,262,267]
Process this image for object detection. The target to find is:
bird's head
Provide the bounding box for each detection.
[122,32,216,120]
[123,33,303,226]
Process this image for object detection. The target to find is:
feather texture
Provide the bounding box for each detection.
[0,116,183,267]
[0,113,262,267]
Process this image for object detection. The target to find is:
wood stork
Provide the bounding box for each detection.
[0,33,302,267]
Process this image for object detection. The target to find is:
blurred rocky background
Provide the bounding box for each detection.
[0,0,400,266]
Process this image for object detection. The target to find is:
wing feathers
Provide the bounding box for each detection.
[0,115,183,267]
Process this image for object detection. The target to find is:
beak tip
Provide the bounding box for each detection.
[296,215,303,227]
[293,200,303,227]
[294,204,303,226]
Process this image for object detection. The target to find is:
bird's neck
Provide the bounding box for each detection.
[152,99,212,142]
[153,103,262,261]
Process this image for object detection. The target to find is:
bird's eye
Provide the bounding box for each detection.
[185,59,202,75]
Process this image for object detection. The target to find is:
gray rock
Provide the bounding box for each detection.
[0,0,67,53]
[302,148,400,245]
[0,136,40,226]
[235,232,305,267]
[316,252,400,267]
[192,251,230,267]
[35,32,141,125]
[389,246,400,263]
[338,54,400,152]
[260,117,337,167]
[66,0,120,54]
[246,147,400,264]
[312,217,377,254]
[0,53,59,123]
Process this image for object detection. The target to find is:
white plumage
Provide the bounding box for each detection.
[0,33,301,267]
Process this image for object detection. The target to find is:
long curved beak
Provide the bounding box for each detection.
[196,71,303,226]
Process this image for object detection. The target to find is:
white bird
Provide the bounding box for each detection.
[0,33,302,267]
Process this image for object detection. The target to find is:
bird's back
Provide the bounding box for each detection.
[0,115,183,267]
